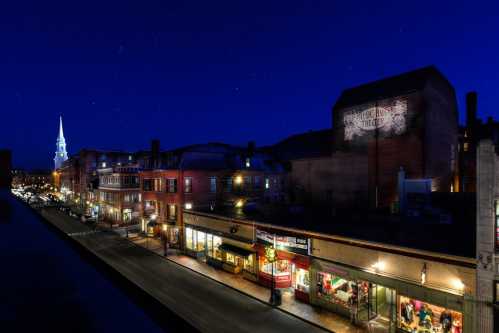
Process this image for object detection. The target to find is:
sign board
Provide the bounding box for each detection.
[343,98,408,141]
[256,229,309,255]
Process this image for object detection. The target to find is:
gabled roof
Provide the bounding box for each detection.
[333,65,453,110]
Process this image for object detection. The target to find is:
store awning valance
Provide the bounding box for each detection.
[218,243,254,257]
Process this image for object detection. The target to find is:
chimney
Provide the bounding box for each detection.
[466,92,477,128]
[247,141,256,155]
[151,139,160,168]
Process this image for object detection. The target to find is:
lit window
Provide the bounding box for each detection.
[209,177,217,193]
[265,178,270,189]
[185,202,193,210]
[102,162,107,168]
[463,142,469,152]
[184,177,192,193]
[245,157,251,168]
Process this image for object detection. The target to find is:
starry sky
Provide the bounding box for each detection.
[1,0,498,169]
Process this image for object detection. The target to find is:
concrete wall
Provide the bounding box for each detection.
[311,238,475,297]
[476,140,496,333]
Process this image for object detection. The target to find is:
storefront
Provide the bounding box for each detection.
[398,295,463,333]
[184,224,258,281]
[256,229,311,303]
[311,259,469,332]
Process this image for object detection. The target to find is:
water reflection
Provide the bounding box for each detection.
[0,190,167,333]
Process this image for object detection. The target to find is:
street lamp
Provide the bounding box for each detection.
[265,244,277,305]
[162,224,168,257]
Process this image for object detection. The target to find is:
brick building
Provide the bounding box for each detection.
[138,142,285,248]
[332,66,459,211]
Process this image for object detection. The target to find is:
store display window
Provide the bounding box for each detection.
[317,272,359,308]
[295,268,310,293]
[398,296,463,333]
[260,258,291,277]
[244,254,255,273]
[207,234,222,260]
[185,227,206,252]
[185,227,196,250]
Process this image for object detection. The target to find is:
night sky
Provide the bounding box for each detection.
[1,0,498,169]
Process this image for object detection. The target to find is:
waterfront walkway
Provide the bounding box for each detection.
[39,207,328,333]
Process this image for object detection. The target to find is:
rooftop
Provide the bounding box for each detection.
[191,192,476,259]
[333,65,453,110]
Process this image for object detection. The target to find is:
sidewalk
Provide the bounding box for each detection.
[126,233,386,333]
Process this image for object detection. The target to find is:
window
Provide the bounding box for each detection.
[124,193,140,203]
[209,177,217,193]
[196,231,206,251]
[207,235,222,260]
[167,178,177,193]
[398,295,463,333]
[186,227,195,250]
[143,178,161,192]
[463,142,469,152]
[295,268,310,293]
[245,157,251,168]
[122,209,132,222]
[167,204,177,221]
[224,177,232,192]
[244,254,255,273]
[254,176,262,189]
[243,176,251,189]
[226,253,235,264]
[260,258,290,277]
[265,177,270,190]
[184,177,192,193]
[317,272,359,308]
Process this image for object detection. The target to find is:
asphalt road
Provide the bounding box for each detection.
[41,208,327,333]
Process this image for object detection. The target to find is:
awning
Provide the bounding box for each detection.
[218,243,254,257]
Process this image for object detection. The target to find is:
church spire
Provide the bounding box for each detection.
[54,115,68,170]
[59,115,64,139]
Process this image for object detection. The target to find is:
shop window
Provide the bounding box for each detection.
[244,254,255,273]
[207,235,222,260]
[398,295,462,333]
[196,230,206,252]
[295,268,310,293]
[317,272,360,308]
[185,227,197,251]
[260,258,291,277]
[226,253,235,264]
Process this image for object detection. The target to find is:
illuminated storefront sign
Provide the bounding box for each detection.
[256,229,309,255]
[343,98,408,141]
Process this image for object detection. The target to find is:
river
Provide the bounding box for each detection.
[0,189,175,332]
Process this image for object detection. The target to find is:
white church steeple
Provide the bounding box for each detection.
[54,116,68,170]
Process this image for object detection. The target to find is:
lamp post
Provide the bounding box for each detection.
[265,244,277,305]
[162,224,168,257]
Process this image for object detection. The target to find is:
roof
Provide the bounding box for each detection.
[333,66,453,110]
[192,192,476,259]
[266,129,333,160]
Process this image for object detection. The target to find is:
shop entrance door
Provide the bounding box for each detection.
[368,283,378,320]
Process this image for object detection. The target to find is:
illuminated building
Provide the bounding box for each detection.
[54,116,68,170]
